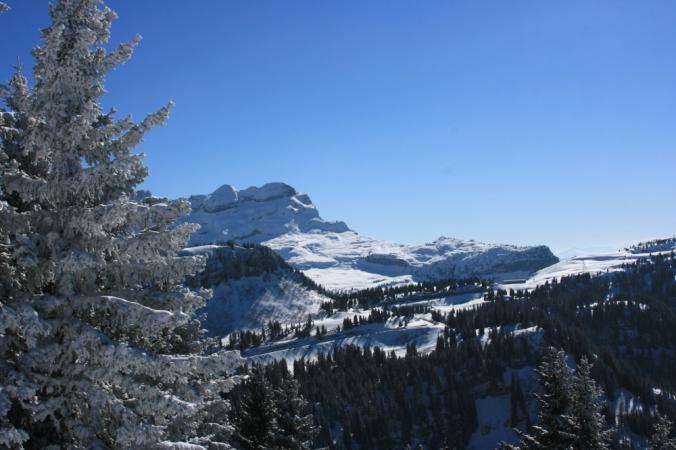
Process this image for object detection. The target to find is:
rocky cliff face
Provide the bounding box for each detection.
[180,183,558,289]
[183,182,348,244]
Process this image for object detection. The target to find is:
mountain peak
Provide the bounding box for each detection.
[200,184,238,212]
[239,182,297,201]
[181,182,349,244]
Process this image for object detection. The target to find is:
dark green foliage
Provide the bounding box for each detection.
[185,244,291,288]
[510,374,528,429]
[231,362,318,450]
[234,368,278,450]
[290,341,513,449]
[509,350,611,450]
[624,238,676,255]
[320,277,487,310]
[274,377,319,449]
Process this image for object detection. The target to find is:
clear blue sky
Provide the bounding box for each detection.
[2,1,675,253]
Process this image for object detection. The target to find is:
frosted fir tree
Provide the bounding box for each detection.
[568,356,611,450]
[0,1,240,448]
[504,348,576,450]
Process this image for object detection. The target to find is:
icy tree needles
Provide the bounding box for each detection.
[0,1,240,448]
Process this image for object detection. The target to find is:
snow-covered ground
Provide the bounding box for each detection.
[239,290,490,367]
[390,291,487,313]
[245,315,445,367]
[180,182,558,290]
[498,250,672,291]
[202,273,331,336]
[302,266,414,291]
[190,201,674,370]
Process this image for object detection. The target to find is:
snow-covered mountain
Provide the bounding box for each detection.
[181,182,558,290]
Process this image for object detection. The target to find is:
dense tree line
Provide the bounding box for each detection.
[292,342,482,449]
[317,277,488,311]
[624,238,676,255]
[447,253,676,443]
[235,322,537,449]
[184,243,292,288]
[226,309,394,352]
[229,362,318,449]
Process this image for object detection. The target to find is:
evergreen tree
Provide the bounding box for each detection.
[513,348,576,449]
[569,356,611,450]
[0,1,240,448]
[273,377,319,449]
[507,351,613,450]
[650,414,676,450]
[236,368,279,449]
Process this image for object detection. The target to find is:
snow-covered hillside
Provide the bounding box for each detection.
[498,246,676,291]
[244,290,492,367]
[181,244,332,336]
[180,182,558,290]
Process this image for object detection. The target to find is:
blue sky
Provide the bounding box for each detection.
[1,1,675,253]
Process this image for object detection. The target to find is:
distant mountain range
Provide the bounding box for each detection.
[179,182,559,290]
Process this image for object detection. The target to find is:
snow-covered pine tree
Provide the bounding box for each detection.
[650,413,676,450]
[510,347,576,450]
[569,356,611,450]
[0,1,240,448]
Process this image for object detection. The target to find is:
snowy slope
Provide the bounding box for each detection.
[183,241,493,358]
[243,291,488,367]
[180,182,558,290]
[182,244,332,336]
[498,247,675,291]
[200,241,674,366]
[202,273,327,336]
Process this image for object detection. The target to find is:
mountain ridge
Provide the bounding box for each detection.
[179,182,559,289]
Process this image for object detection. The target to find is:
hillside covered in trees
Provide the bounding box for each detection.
[228,251,676,449]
